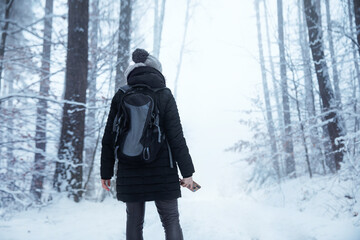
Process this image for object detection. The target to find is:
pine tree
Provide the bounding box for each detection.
[54,0,89,202]
[277,0,296,178]
[353,0,360,56]
[115,0,132,90]
[303,0,346,171]
[255,0,280,178]
[30,0,54,202]
[84,0,99,199]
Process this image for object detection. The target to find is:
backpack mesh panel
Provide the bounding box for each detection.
[122,94,152,156]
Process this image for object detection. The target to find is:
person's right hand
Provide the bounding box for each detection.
[180,176,193,190]
[101,179,111,191]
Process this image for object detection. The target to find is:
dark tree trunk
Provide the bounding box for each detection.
[304,0,346,171]
[277,0,296,178]
[115,0,132,91]
[0,0,14,160]
[315,0,336,174]
[0,0,13,93]
[54,0,89,202]
[30,0,54,202]
[255,0,280,178]
[349,0,360,154]
[298,0,326,174]
[354,0,360,56]
[352,0,360,102]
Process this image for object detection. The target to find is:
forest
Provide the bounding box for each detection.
[0,0,360,239]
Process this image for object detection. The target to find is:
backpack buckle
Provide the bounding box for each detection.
[143,147,150,161]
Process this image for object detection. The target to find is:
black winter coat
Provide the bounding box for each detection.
[100,66,195,202]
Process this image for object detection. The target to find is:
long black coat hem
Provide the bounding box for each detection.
[116,189,182,203]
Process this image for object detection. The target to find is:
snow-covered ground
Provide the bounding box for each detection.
[1,90,359,240]
[2,76,359,239]
[1,187,359,240]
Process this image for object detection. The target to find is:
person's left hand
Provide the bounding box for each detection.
[180,176,193,190]
[101,179,111,191]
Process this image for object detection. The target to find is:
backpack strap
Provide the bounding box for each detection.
[152,87,173,168]
[166,139,174,168]
[153,87,171,93]
[119,85,131,93]
[112,85,131,143]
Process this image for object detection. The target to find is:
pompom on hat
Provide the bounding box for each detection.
[124,48,162,79]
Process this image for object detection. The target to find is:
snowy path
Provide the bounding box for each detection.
[1,193,359,240]
[1,98,359,239]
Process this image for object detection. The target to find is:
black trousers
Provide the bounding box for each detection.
[126,198,184,240]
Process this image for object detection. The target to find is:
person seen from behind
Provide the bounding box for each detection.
[100,48,196,240]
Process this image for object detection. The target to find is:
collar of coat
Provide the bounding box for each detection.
[127,66,166,88]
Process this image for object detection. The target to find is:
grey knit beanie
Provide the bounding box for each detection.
[132,48,162,72]
[124,48,162,80]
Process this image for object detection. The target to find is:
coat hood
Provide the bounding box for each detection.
[127,66,166,88]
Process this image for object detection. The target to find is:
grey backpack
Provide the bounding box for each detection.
[113,84,173,167]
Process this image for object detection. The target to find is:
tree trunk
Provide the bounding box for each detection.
[325,0,341,104]
[174,0,190,100]
[263,0,283,138]
[255,0,280,179]
[115,0,132,91]
[0,0,13,93]
[30,0,54,203]
[54,0,89,202]
[350,0,360,97]
[277,0,296,178]
[84,0,99,199]
[349,0,360,155]
[298,0,326,174]
[352,72,358,157]
[353,0,360,56]
[6,71,14,175]
[290,68,312,178]
[0,0,14,160]
[315,0,335,174]
[153,0,166,58]
[304,0,346,171]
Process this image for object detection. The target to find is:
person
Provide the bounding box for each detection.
[100,48,196,240]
